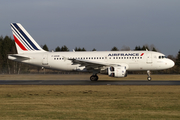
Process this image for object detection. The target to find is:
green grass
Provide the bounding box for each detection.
[0,85,180,120]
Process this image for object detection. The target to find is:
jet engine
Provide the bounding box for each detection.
[108,66,127,77]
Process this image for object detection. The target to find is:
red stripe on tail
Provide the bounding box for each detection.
[13,35,27,51]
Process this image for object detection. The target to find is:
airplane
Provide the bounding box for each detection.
[8,23,175,81]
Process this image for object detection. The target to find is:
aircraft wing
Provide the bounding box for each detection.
[69,58,110,70]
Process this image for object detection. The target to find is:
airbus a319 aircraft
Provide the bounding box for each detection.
[8,23,175,81]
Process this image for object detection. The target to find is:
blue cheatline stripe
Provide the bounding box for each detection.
[11,24,33,50]
[12,23,39,50]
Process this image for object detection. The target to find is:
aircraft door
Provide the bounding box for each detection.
[146,53,152,64]
[42,54,48,65]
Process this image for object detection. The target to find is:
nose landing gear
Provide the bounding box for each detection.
[147,70,152,81]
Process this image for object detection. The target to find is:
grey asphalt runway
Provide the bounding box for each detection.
[0,80,180,85]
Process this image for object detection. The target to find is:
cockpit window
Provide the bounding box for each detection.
[159,56,167,59]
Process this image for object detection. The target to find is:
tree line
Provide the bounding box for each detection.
[1,35,180,74]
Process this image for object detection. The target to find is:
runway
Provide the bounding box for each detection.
[0,80,180,85]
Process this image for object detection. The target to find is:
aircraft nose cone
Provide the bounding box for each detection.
[168,59,175,68]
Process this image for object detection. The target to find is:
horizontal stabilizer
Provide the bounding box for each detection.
[8,54,30,60]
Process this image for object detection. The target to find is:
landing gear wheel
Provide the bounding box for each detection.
[147,77,152,81]
[90,75,99,81]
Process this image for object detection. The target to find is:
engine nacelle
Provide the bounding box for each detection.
[108,66,127,78]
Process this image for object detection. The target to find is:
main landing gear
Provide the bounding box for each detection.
[90,74,99,81]
[90,72,152,81]
[147,70,152,81]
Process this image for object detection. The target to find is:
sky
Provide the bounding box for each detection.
[0,0,180,56]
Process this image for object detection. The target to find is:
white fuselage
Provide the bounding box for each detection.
[9,51,175,72]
